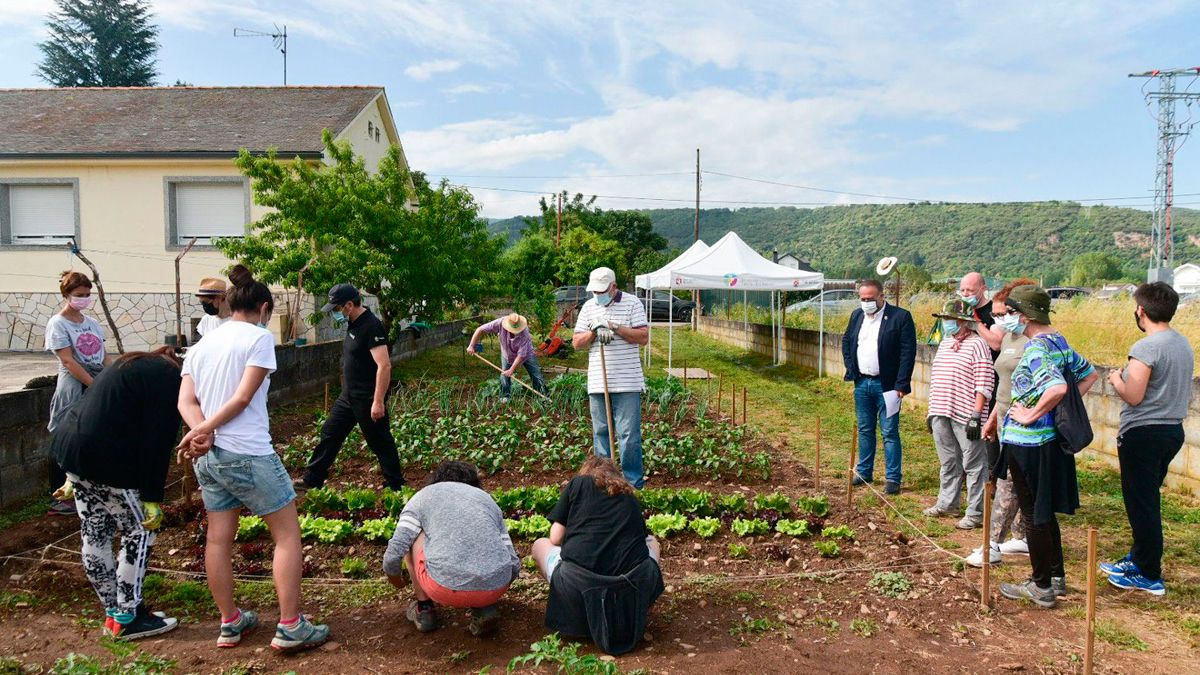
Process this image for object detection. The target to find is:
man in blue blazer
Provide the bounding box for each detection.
[841,279,917,494]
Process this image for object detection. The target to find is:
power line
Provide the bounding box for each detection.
[432,172,692,180]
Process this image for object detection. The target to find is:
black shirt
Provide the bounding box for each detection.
[50,356,182,502]
[548,476,649,577]
[342,308,389,399]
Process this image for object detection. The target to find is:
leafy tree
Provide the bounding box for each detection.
[218,130,503,339]
[499,232,558,331]
[1069,252,1122,287]
[895,263,932,293]
[36,0,159,87]
[556,228,627,287]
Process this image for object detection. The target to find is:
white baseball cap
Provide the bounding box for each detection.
[587,267,616,293]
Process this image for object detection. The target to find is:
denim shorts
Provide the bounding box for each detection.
[193,445,295,516]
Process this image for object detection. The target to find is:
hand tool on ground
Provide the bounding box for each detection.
[471,351,550,400]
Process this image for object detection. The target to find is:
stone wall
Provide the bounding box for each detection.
[697,317,1200,493]
[0,316,475,509]
[0,291,346,352]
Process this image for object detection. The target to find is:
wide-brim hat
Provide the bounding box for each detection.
[932,298,975,322]
[1006,285,1053,324]
[502,313,528,334]
[195,277,227,297]
[875,256,898,276]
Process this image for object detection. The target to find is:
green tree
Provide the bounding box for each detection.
[556,228,627,288]
[36,0,159,87]
[1069,252,1122,287]
[218,130,502,339]
[895,263,932,293]
[499,231,559,331]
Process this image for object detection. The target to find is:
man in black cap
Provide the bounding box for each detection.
[294,283,406,491]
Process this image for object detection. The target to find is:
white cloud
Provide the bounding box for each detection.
[442,83,506,96]
[405,59,461,81]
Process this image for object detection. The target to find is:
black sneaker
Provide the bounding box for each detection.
[468,605,500,637]
[292,478,314,493]
[851,476,871,487]
[113,608,179,640]
[884,481,901,495]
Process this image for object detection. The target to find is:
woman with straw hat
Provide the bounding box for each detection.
[467,313,548,402]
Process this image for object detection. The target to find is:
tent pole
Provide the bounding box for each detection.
[819,292,825,377]
[668,288,674,371]
[743,290,748,345]
[770,291,776,365]
[645,287,651,368]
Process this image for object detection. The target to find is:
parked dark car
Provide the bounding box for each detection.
[1046,286,1091,301]
[641,290,696,322]
[553,286,590,311]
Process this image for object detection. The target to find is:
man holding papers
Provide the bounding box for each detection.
[841,279,917,495]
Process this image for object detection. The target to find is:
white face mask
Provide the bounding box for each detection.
[861,299,881,315]
[996,313,1022,334]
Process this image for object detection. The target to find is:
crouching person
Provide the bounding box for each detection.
[383,461,520,636]
[531,456,663,656]
[50,347,183,640]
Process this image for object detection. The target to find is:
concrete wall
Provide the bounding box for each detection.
[0,316,474,509]
[697,317,1200,493]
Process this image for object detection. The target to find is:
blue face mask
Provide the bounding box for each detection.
[595,293,613,307]
[996,312,1025,335]
[333,311,348,327]
[941,318,960,337]
[256,322,268,330]
[958,292,979,307]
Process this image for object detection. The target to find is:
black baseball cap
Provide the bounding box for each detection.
[321,283,361,312]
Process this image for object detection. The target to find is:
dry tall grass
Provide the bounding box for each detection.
[719,293,1200,370]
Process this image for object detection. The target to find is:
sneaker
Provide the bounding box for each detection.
[955,516,982,530]
[271,615,330,653]
[48,500,76,516]
[406,600,438,633]
[965,543,1002,568]
[217,609,259,648]
[998,538,1029,555]
[884,481,901,495]
[1051,576,1067,597]
[499,396,511,404]
[292,478,314,494]
[1107,572,1166,596]
[468,605,500,637]
[112,609,178,641]
[1099,553,1136,577]
[999,579,1057,608]
[851,476,871,487]
[923,505,955,518]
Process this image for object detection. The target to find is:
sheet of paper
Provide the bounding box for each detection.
[883,390,901,418]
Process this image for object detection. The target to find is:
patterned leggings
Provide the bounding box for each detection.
[990,477,1026,544]
[73,478,155,614]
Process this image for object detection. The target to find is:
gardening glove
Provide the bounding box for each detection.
[966,413,982,442]
[595,325,614,346]
[52,479,75,502]
[141,502,163,531]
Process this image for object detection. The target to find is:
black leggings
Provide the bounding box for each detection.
[1008,458,1064,588]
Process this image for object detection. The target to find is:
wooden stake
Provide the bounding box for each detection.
[741,386,747,425]
[815,417,822,490]
[980,482,993,608]
[324,382,330,412]
[847,431,857,511]
[68,239,124,353]
[717,377,723,415]
[683,361,688,383]
[731,382,737,424]
[1085,528,1098,675]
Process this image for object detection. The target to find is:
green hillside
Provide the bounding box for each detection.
[490,203,1200,283]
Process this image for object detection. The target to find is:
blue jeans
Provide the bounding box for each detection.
[853,377,902,484]
[588,392,644,488]
[500,353,548,397]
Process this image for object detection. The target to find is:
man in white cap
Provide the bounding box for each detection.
[572,267,649,488]
[194,277,232,341]
[466,313,547,401]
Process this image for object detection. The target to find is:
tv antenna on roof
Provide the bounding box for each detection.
[234,24,288,85]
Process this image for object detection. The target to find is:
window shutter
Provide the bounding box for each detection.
[10,185,74,244]
[175,182,245,244]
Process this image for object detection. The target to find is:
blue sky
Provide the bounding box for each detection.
[2,1,1200,218]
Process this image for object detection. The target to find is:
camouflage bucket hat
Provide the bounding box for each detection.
[932,298,975,322]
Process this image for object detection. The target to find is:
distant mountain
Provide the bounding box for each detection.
[487,204,1200,283]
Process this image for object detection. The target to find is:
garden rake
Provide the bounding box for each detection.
[471,351,551,400]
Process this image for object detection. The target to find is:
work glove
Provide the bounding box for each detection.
[52,479,75,502]
[595,325,614,346]
[966,413,982,442]
[141,502,163,531]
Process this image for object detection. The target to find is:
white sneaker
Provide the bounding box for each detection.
[999,538,1029,555]
[965,543,1002,568]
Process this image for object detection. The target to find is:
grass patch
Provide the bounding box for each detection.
[1094,620,1149,652]
[850,617,878,637]
[142,574,216,620]
[0,590,37,609]
[0,497,49,534]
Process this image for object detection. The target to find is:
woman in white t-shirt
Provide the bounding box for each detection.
[176,265,329,653]
[45,271,111,515]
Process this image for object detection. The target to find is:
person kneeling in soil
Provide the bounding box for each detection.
[531,456,664,656]
[50,347,184,640]
[383,461,520,636]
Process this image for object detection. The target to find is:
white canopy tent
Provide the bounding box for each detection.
[635,239,710,366]
[637,231,826,372]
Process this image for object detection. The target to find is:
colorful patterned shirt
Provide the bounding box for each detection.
[1000,333,1094,447]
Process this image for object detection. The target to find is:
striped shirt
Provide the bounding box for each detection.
[1001,333,1094,447]
[927,333,994,424]
[573,291,648,394]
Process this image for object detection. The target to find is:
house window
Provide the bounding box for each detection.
[3,183,77,246]
[167,179,247,246]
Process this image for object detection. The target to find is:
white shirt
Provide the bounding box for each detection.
[197,313,230,338]
[856,304,884,376]
[181,320,277,455]
[573,291,648,394]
